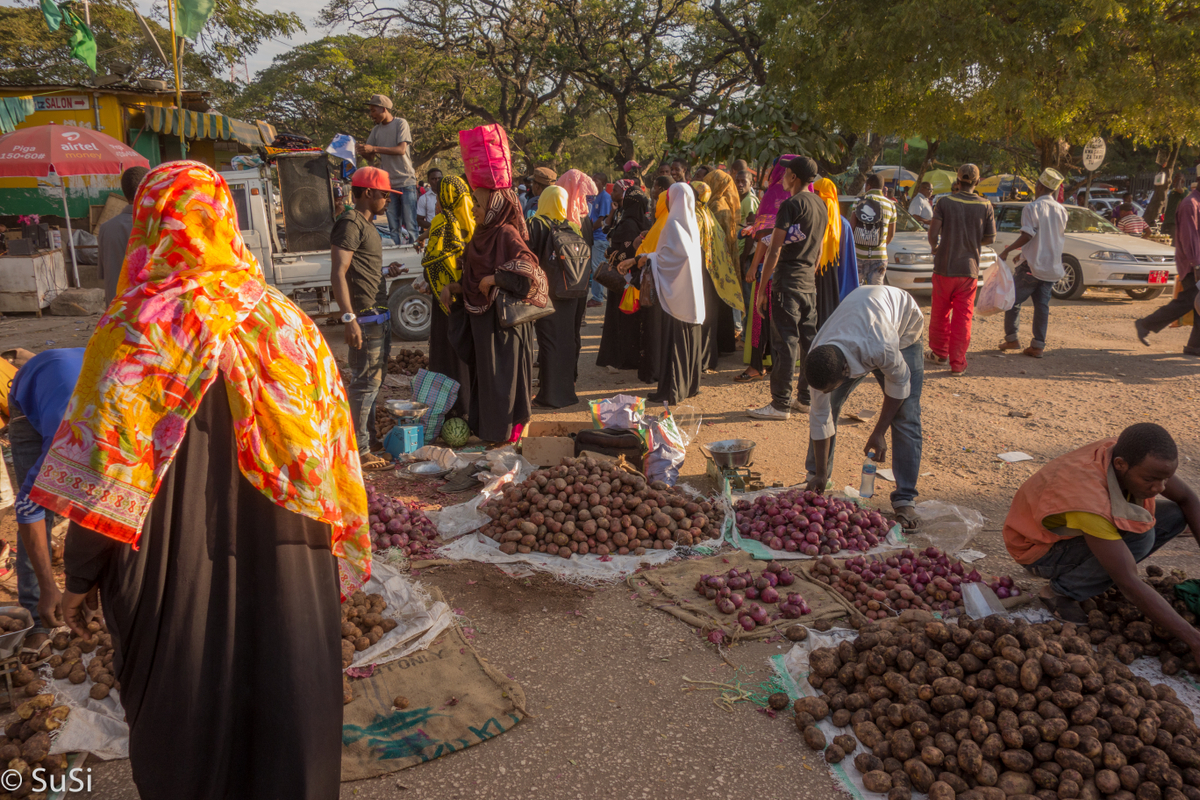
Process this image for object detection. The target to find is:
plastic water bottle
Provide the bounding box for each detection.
[859,455,877,499]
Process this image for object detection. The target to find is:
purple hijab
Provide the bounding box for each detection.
[752,154,801,233]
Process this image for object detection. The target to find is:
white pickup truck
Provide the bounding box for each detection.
[219,167,431,341]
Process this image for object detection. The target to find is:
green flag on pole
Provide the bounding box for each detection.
[40,0,63,31]
[60,4,97,71]
[176,0,216,40]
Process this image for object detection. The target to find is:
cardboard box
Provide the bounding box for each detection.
[520,420,592,467]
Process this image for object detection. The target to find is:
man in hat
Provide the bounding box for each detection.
[998,168,1068,359]
[358,94,418,246]
[330,166,402,470]
[747,156,828,421]
[926,163,996,376]
[525,166,558,219]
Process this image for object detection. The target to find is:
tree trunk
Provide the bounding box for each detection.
[915,140,941,186]
[1143,138,1182,224]
[1035,136,1068,170]
[846,135,886,195]
[613,96,635,170]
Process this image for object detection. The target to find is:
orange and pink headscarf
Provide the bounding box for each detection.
[555,169,598,226]
[31,161,371,596]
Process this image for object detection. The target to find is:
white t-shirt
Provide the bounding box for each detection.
[1019,194,1068,282]
[908,193,933,221]
[416,189,437,225]
[809,286,925,440]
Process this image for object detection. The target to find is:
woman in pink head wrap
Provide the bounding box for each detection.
[555,169,598,227]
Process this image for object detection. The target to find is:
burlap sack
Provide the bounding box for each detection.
[341,591,527,781]
[628,551,855,642]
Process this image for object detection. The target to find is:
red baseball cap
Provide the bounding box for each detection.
[351,167,399,193]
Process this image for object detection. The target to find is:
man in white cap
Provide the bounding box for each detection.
[998,168,1068,358]
[359,94,418,246]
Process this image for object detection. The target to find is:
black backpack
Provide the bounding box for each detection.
[546,224,593,299]
[853,195,885,248]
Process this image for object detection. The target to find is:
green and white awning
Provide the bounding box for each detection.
[0,97,35,134]
[144,106,276,146]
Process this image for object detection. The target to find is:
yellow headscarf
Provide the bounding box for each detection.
[533,185,580,236]
[813,178,843,275]
[636,190,670,255]
[422,176,475,314]
[704,170,742,265]
[690,181,743,315]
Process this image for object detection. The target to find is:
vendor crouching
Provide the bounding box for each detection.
[1003,424,1200,647]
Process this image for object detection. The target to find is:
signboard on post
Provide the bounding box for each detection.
[1082,137,1106,172]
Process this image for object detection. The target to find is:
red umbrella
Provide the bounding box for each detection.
[0,123,150,284]
[0,123,148,177]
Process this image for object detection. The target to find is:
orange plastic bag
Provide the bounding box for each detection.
[618,284,640,314]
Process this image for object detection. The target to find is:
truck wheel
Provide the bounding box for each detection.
[389,284,431,341]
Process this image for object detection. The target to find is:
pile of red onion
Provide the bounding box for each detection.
[733,489,891,554]
[366,486,439,557]
[808,546,1017,619]
[694,561,814,631]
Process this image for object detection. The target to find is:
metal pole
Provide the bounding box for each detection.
[59,176,80,287]
[166,0,186,158]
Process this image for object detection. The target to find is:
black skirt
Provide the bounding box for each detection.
[595,282,642,371]
[451,304,534,443]
[648,308,701,404]
[63,376,343,800]
[534,296,581,408]
[429,299,472,416]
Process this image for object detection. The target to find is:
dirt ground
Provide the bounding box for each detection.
[0,288,1198,799]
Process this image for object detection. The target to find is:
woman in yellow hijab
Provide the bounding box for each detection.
[812,178,858,326]
[690,181,742,369]
[420,175,475,415]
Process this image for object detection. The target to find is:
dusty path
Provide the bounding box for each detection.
[1,289,1197,799]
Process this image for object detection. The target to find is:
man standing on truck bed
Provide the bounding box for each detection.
[331,167,399,470]
[359,94,418,246]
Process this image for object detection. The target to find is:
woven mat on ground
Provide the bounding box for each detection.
[627,551,854,642]
[341,589,527,781]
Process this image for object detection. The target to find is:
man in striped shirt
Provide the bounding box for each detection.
[1116,205,1149,238]
[850,174,897,286]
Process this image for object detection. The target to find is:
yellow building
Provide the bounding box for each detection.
[0,84,275,219]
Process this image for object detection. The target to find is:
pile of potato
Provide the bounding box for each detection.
[798,610,1200,800]
[389,349,429,376]
[1080,565,1199,676]
[479,457,722,558]
[0,694,71,786]
[341,590,399,668]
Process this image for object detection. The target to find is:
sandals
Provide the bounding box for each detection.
[359,453,392,471]
[1040,592,1087,624]
[734,369,765,383]
[892,505,919,532]
[19,635,51,667]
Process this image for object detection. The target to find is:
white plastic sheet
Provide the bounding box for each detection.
[435,531,677,584]
[45,562,452,760]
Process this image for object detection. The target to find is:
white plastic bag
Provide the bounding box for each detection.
[977,254,1015,316]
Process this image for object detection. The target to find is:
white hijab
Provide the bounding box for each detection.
[648,182,705,325]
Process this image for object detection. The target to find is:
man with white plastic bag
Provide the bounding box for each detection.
[997,169,1068,358]
[976,252,1015,317]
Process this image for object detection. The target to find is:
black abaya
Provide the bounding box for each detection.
[595,284,642,370]
[455,304,534,442]
[63,376,342,800]
[428,299,472,416]
[534,295,581,407]
[700,268,721,371]
[815,264,841,328]
[648,309,701,404]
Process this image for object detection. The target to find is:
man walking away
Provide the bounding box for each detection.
[1136,179,1200,356]
[747,156,827,421]
[97,166,148,305]
[803,285,925,530]
[850,174,896,286]
[416,168,442,233]
[587,172,612,308]
[359,94,418,245]
[926,163,995,376]
[998,169,1067,359]
[331,167,400,469]
[908,181,933,226]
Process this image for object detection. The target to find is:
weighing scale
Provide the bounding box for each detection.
[698,439,765,494]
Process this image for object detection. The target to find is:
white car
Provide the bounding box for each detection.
[839,197,998,293]
[991,202,1176,301]
[1084,197,1146,220]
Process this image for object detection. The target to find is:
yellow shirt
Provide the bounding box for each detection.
[1042,511,1121,541]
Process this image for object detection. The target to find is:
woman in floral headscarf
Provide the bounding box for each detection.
[451,186,548,443]
[31,161,362,800]
[420,175,475,414]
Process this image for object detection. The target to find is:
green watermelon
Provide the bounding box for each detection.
[442,417,470,448]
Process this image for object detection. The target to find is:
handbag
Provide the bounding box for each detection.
[593,254,627,293]
[639,262,657,308]
[495,288,555,328]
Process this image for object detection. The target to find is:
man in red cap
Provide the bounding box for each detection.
[331,166,400,470]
